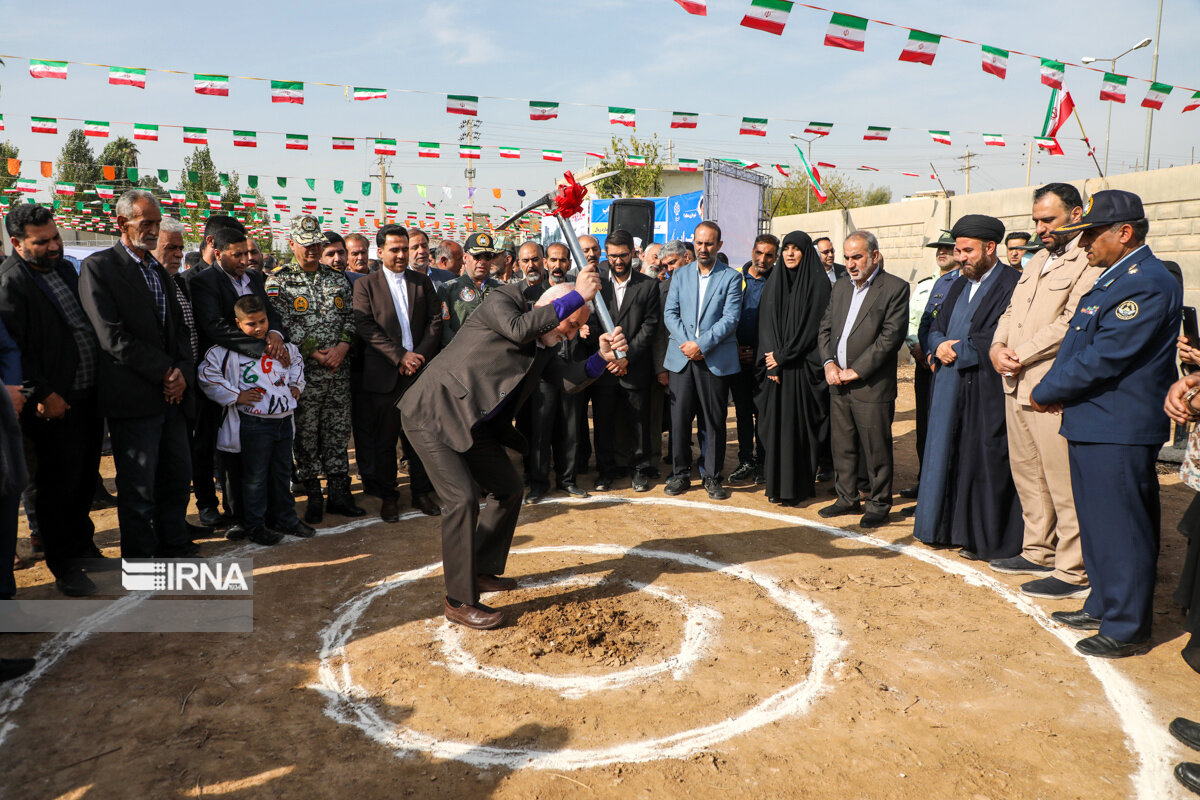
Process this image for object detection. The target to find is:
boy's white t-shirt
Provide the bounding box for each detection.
[199,342,306,419]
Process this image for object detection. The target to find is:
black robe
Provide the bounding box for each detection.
[756,232,832,503]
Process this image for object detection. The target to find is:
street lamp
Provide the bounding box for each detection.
[1082,37,1152,175]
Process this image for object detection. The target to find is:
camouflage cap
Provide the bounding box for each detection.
[289,214,325,246]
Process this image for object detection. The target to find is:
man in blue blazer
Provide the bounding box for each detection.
[662,221,742,499]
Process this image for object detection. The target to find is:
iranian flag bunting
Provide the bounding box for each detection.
[84,120,110,138]
[168,189,185,203]
[586,151,607,159]
[233,130,256,147]
[55,182,75,195]
[981,45,1009,79]
[982,132,1005,146]
[857,166,880,172]
[863,125,890,141]
[1035,136,1064,156]
[609,107,636,127]
[679,158,699,171]
[286,133,309,150]
[898,30,940,65]
[1040,59,1065,90]
[271,80,304,103]
[671,111,699,129]
[333,137,355,151]
[195,73,230,96]
[134,123,159,141]
[204,191,221,208]
[30,59,67,79]
[499,146,521,159]
[240,194,257,208]
[793,144,827,204]
[673,0,706,15]
[626,155,647,167]
[13,178,37,193]
[446,94,478,116]
[929,130,952,145]
[529,101,558,120]
[1100,72,1127,103]
[804,121,833,136]
[542,149,563,162]
[824,12,868,51]
[183,127,208,144]
[109,66,146,88]
[459,144,482,159]
[1141,82,1172,110]
[741,0,793,35]
[1185,91,1200,113]
[353,87,387,101]
[96,185,116,199]
[0,115,4,131]
[418,142,440,158]
[31,117,58,134]
[374,138,397,155]
[775,164,790,177]
[740,117,768,136]
[272,196,287,209]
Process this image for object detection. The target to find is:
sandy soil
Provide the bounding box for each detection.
[2,367,1198,800]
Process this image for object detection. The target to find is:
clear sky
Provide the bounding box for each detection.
[2,0,1197,223]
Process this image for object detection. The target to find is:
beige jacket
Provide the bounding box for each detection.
[991,237,1104,404]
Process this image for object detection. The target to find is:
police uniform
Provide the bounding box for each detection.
[266,216,363,518]
[1032,191,1182,654]
[439,232,502,345]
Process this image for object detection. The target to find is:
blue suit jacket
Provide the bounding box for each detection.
[1031,246,1181,445]
[662,261,742,376]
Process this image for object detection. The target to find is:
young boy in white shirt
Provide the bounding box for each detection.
[199,296,310,545]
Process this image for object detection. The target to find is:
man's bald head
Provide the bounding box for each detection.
[535,282,592,346]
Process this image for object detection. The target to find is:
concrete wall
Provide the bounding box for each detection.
[771,163,1200,306]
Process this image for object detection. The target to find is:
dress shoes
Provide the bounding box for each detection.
[224,523,249,541]
[523,489,545,505]
[276,520,314,539]
[958,550,981,561]
[246,525,284,546]
[476,574,518,593]
[900,505,916,517]
[989,555,1054,575]
[197,506,230,528]
[818,501,860,518]
[444,598,504,630]
[1175,763,1200,796]
[1020,576,1090,599]
[92,483,118,510]
[1075,633,1149,659]
[55,570,97,597]
[380,496,400,523]
[412,493,442,517]
[859,511,889,528]
[1171,718,1200,751]
[664,476,690,496]
[815,468,835,483]
[0,657,36,683]
[728,463,756,484]
[631,471,651,493]
[898,485,919,499]
[1050,609,1102,630]
[560,482,589,498]
[187,521,214,541]
[703,476,729,500]
[593,476,613,492]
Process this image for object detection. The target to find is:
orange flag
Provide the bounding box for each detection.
[492,188,501,199]
[6,159,19,176]
[40,161,53,177]
[103,165,116,180]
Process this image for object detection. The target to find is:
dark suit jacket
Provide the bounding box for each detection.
[0,254,88,406]
[79,244,194,418]
[352,268,442,395]
[597,270,660,388]
[399,284,600,453]
[187,264,282,356]
[818,270,911,403]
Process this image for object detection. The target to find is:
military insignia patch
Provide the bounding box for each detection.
[294,296,309,312]
[266,287,279,298]
[460,287,476,302]
[1080,305,1100,316]
[334,296,345,309]
[441,301,450,321]
[1084,196,1094,216]
[1115,300,1139,320]
[478,233,491,248]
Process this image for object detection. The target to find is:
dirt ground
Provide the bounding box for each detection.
[3,367,1198,799]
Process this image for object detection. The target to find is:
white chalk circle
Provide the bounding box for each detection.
[314,543,847,771]
[434,573,723,699]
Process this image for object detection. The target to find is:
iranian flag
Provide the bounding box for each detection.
[899,30,940,65]
[303,198,317,211]
[168,190,185,203]
[460,144,482,159]
[55,182,75,195]
[195,74,230,96]
[626,155,647,167]
[0,114,4,131]
[272,196,288,209]
[671,111,699,129]
[84,120,110,138]
[863,125,890,141]
[354,87,387,101]
[240,194,257,208]
[740,117,768,136]
[205,191,222,208]
[31,117,58,134]
[1040,59,1065,90]
[609,107,636,127]
[857,166,880,172]
[333,137,355,151]
[96,185,116,199]
[418,142,440,158]
[982,132,1005,146]
[1100,72,1127,103]
[499,146,521,159]
[1035,136,1064,156]
[981,45,1008,79]
[447,94,478,116]
[109,66,146,88]
[233,130,257,147]
[804,121,833,136]
[271,80,304,104]
[12,179,37,193]
[134,123,159,141]
[824,12,868,51]
[286,133,309,150]
[793,144,827,204]
[542,149,563,162]
[679,158,699,171]
[183,127,208,144]
[929,130,952,145]
[184,201,198,209]
[374,138,397,155]
[674,0,706,14]
[586,151,607,159]
[1043,89,1075,138]
[30,59,67,79]
[529,101,558,120]
[1185,91,1200,113]
[741,0,793,35]
[1142,82,1172,110]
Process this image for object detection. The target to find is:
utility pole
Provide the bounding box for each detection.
[955,147,978,194]
[1143,0,1164,171]
[461,118,476,200]
[1025,140,1033,186]
[369,132,391,221]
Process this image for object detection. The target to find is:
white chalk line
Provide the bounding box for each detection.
[433,573,722,698]
[313,542,846,770]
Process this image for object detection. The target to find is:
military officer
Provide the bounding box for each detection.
[266,216,365,523]
[1031,190,1182,659]
[439,232,502,345]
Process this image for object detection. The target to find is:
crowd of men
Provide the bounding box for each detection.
[0,183,1191,666]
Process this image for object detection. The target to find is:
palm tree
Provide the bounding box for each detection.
[99,136,140,170]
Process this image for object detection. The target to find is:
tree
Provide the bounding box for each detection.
[769,172,892,216]
[0,141,18,195]
[55,129,100,188]
[589,135,664,199]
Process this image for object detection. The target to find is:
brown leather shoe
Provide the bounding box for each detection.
[444,598,504,630]
[476,573,518,592]
[412,493,442,517]
[380,496,399,523]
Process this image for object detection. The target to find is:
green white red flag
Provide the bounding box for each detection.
[898,30,940,65]
[286,133,309,150]
[499,146,521,158]
[55,182,75,195]
[741,0,793,35]
[981,46,1008,79]
[168,189,185,203]
[626,154,647,166]
[374,138,397,155]
[775,164,790,177]
[740,117,768,136]
[96,185,116,199]
[418,142,440,158]
[31,117,58,134]
[929,130,952,145]
[824,12,867,51]
[793,144,827,204]
[271,80,304,104]
[134,123,159,141]
[1141,82,1172,110]
[459,144,482,159]
[12,178,37,193]
[1040,59,1064,90]
[609,107,636,127]
[353,87,386,101]
[1184,91,1200,113]
[1100,73,1127,103]
[84,120,110,138]
[333,137,355,151]
[1043,89,1075,138]
[447,95,478,116]
[673,0,706,15]
[109,67,146,88]
[671,111,698,129]
[586,151,607,159]
[1035,136,1064,156]
[195,74,229,96]
[982,133,1005,146]
[529,101,558,120]
[679,158,699,171]
[30,59,67,79]
[804,121,833,136]
[542,149,563,162]
[233,130,256,147]
[863,125,890,141]
[183,127,208,144]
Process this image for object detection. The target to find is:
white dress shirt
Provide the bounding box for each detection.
[835,269,880,368]
[612,271,631,311]
[967,263,998,302]
[696,266,715,328]
[384,268,415,351]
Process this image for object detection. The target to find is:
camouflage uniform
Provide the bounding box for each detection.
[439,273,501,345]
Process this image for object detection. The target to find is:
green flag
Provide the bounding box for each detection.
[102,203,110,212]
[362,182,371,196]
[333,180,343,194]
[248,175,258,189]
[126,167,138,182]
[157,169,168,182]
[220,173,230,186]
[306,178,315,190]
[277,177,287,188]
[391,183,401,194]
[188,170,199,183]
